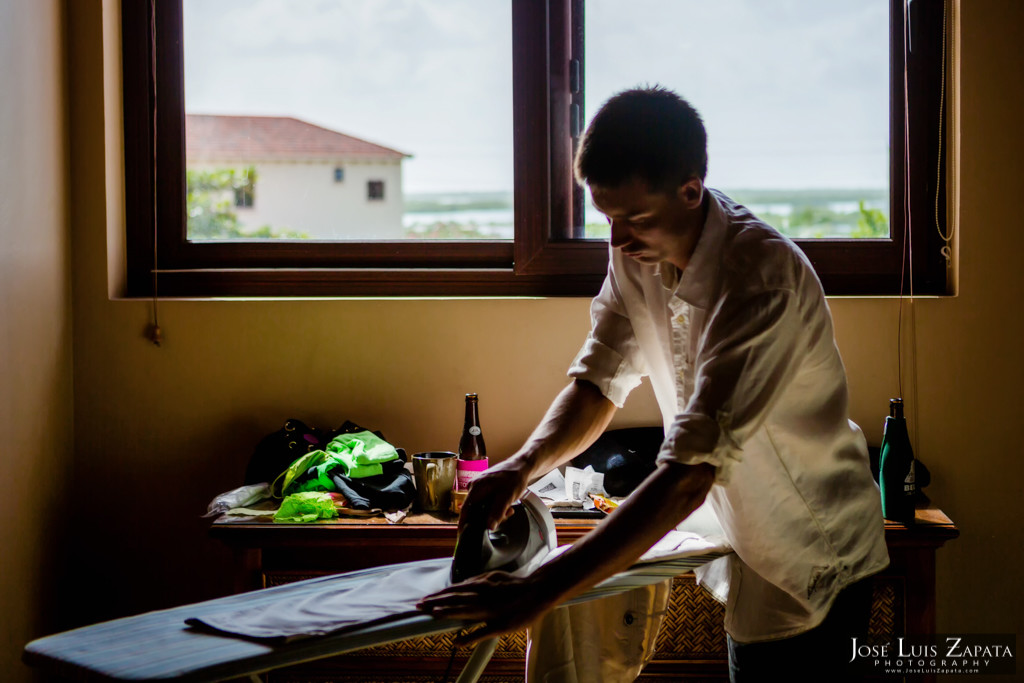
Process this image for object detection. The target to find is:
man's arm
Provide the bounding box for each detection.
[460,378,618,531]
[418,459,715,642]
[532,459,714,601]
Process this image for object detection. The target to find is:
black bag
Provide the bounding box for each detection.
[569,426,664,497]
[243,419,328,485]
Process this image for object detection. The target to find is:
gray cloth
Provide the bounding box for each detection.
[187,559,451,642]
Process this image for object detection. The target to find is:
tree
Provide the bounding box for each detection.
[852,200,889,238]
[186,167,308,239]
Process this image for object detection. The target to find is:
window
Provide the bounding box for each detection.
[367,180,385,201]
[233,174,254,209]
[122,0,947,297]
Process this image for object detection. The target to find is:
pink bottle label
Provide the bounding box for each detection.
[456,457,489,491]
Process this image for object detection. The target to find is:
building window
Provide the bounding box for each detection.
[234,175,254,208]
[122,0,948,297]
[334,167,344,183]
[367,180,384,201]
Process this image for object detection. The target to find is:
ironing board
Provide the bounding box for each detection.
[23,550,728,682]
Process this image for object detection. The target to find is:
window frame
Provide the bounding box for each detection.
[232,171,254,209]
[122,0,947,298]
[366,180,385,202]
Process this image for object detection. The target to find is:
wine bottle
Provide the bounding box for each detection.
[879,398,917,524]
[456,393,488,491]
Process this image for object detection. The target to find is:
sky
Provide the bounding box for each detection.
[183,0,890,194]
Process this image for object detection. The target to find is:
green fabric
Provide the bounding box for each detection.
[333,451,382,479]
[272,433,400,497]
[272,449,331,497]
[326,431,399,466]
[324,431,399,479]
[288,452,381,493]
[273,492,339,524]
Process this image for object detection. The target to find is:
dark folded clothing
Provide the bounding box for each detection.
[332,462,415,512]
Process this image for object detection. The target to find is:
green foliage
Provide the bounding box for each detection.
[582,196,888,240]
[764,203,888,239]
[726,188,887,207]
[852,200,889,238]
[186,167,309,240]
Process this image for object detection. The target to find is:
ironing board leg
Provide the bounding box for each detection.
[454,637,499,683]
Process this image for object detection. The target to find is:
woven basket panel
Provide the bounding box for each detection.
[868,577,900,638]
[357,629,526,659]
[652,575,728,659]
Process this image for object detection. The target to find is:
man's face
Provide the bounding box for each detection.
[590,177,700,267]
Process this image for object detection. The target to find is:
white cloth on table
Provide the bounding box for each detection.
[568,188,889,643]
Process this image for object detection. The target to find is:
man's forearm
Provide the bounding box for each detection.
[531,460,716,606]
[508,379,618,482]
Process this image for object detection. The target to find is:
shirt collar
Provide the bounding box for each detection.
[661,189,729,309]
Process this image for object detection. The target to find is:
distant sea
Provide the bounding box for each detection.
[403,190,888,239]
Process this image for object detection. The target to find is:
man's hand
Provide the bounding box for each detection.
[459,457,531,533]
[457,380,618,533]
[416,570,558,646]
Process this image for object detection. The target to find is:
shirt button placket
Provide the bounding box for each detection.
[670,299,692,407]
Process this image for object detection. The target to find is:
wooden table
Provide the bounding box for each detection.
[211,508,957,682]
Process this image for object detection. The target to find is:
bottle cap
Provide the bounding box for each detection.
[889,397,904,419]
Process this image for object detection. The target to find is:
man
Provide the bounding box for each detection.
[418,86,889,682]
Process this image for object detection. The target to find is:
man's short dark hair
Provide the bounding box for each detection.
[574,86,708,193]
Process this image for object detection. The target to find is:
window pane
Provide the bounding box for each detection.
[183,0,513,241]
[583,0,890,239]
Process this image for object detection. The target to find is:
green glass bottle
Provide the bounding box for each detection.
[879,398,917,524]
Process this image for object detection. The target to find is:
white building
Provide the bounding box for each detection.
[186,114,410,239]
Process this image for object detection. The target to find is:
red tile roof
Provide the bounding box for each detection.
[185,114,409,162]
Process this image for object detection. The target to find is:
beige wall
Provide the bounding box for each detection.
[6,0,1023,679]
[0,0,73,680]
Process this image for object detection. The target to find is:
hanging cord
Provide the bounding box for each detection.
[146,0,162,347]
[897,0,912,402]
[900,0,927,448]
[934,1,953,267]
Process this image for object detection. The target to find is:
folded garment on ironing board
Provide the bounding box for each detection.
[187,559,451,642]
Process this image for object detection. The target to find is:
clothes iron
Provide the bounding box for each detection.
[451,490,557,583]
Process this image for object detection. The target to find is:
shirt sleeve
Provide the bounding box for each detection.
[567,271,648,408]
[656,286,806,485]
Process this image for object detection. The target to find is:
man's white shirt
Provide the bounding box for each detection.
[569,189,890,643]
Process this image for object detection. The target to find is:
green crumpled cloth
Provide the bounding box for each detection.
[272,431,401,497]
[325,431,399,475]
[273,491,339,523]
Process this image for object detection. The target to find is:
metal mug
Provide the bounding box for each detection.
[412,452,458,512]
